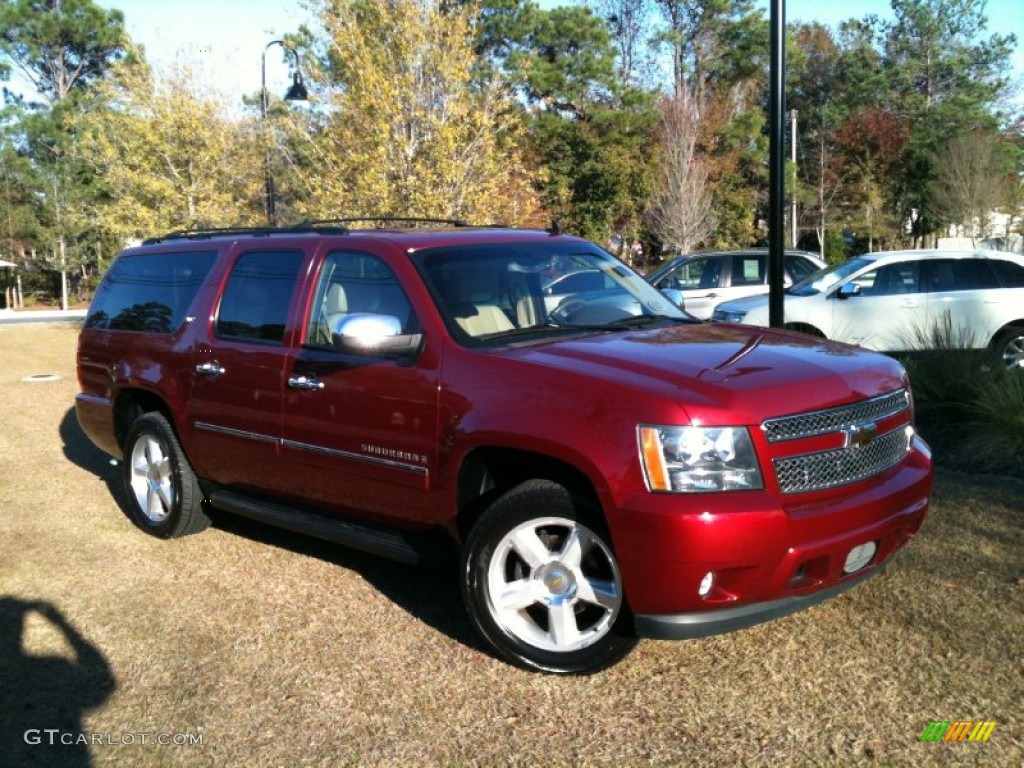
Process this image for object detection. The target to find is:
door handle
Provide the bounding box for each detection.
[195,361,226,377]
[288,374,324,391]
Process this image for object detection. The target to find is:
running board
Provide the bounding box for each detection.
[207,489,449,565]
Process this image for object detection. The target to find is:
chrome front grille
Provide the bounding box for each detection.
[762,389,910,444]
[774,427,912,494]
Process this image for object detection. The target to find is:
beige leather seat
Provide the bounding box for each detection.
[449,270,514,337]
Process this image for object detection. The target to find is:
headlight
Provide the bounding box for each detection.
[639,425,763,492]
[712,309,747,323]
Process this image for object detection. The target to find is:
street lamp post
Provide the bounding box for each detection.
[261,40,309,227]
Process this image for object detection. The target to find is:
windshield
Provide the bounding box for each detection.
[416,241,688,344]
[788,257,874,297]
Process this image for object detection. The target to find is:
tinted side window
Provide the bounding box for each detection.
[859,262,921,296]
[664,258,720,290]
[307,251,417,347]
[990,259,1024,288]
[927,259,1000,292]
[85,250,217,333]
[216,251,303,344]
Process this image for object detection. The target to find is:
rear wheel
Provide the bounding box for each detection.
[122,412,209,538]
[993,326,1024,372]
[461,479,636,674]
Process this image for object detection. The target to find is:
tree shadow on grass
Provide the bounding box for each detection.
[0,598,116,768]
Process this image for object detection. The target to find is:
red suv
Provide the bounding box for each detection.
[76,221,933,673]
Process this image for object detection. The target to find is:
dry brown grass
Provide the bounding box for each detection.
[0,323,1021,767]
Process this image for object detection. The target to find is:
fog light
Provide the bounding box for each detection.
[843,542,877,574]
[699,571,714,597]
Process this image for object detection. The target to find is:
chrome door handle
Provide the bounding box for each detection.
[195,361,226,376]
[288,375,324,391]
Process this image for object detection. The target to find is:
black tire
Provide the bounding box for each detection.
[785,322,826,339]
[992,326,1024,372]
[461,479,637,674]
[122,412,209,539]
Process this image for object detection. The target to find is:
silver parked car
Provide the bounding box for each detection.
[711,249,1024,370]
[646,249,826,320]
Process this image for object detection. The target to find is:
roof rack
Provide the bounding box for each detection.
[141,217,477,245]
[141,223,352,245]
[298,216,471,228]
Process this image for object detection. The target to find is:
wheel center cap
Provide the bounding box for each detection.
[538,564,576,598]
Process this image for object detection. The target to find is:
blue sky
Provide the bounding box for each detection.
[90,0,1024,108]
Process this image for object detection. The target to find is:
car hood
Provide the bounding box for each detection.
[506,323,907,425]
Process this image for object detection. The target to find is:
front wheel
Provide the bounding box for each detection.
[122,412,209,539]
[461,479,637,674]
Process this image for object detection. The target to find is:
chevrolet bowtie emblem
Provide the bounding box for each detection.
[843,421,878,449]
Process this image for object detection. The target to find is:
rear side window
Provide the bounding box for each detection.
[730,255,764,287]
[927,259,1000,292]
[989,259,1024,288]
[85,250,217,333]
[216,250,304,344]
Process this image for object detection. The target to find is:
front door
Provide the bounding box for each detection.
[831,260,924,351]
[278,249,442,526]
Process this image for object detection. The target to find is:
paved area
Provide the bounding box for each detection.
[0,309,87,325]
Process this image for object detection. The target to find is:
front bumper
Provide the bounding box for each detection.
[634,565,880,639]
[610,435,932,629]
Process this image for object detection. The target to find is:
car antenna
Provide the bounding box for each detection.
[547,219,562,236]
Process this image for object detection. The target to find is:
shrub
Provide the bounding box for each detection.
[897,313,1024,475]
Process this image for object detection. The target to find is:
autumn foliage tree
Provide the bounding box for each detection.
[647,91,716,253]
[72,53,263,239]
[295,0,540,224]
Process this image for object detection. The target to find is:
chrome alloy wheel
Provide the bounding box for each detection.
[485,516,623,653]
[129,434,175,523]
[1002,331,1024,371]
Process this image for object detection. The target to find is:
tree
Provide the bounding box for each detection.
[72,54,264,240]
[0,0,126,102]
[931,131,1012,244]
[586,0,654,86]
[0,0,129,307]
[296,0,539,224]
[647,92,716,252]
[882,0,1016,244]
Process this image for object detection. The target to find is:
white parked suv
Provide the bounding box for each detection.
[711,249,1024,370]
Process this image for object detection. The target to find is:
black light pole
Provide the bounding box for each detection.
[768,0,786,329]
[261,40,309,227]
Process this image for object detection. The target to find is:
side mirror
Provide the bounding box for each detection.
[331,313,422,358]
[660,287,684,308]
[836,282,861,300]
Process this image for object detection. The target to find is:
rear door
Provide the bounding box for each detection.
[187,248,305,494]
[922,257,1003,348]
[277,248,442,526]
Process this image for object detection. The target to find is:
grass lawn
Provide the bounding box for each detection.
[0,324,1021,767]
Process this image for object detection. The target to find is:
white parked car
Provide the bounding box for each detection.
[646,249,826,320]
[711,249,1024,370]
